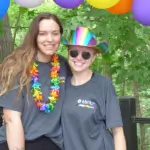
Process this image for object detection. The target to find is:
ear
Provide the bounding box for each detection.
[67,46,71,58]
[67,46,71,51]
[92,55,96,63]
[92,51,98,62]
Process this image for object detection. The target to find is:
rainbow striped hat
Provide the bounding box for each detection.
[61,26,108,53]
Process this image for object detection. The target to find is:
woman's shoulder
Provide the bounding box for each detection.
[0,78,20,94]
[57,54,67,63]
[92,73,116,95]
[93,73,112,85]
[57,54,72,76]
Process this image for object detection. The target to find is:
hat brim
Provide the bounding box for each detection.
[61,37,108,54]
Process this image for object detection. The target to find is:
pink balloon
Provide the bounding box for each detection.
[132,0,150,26]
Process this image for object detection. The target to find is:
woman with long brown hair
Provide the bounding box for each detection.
[0,12,71,150]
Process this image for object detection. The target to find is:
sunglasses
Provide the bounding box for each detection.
[69,50,91,60]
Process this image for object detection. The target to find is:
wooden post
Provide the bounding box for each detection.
[119,96,138,150]
[0,107,2,126]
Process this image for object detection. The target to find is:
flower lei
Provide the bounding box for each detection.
[31,54,60,113]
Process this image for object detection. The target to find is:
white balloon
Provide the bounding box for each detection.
[14,0,45,8]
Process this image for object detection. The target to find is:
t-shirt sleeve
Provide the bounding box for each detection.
[105,80,123,129]
[0,85,24,113]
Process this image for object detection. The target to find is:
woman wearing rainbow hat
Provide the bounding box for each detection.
[61,26,126,150]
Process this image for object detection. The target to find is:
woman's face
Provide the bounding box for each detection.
[68,45,97,73]
[37,19,61,61]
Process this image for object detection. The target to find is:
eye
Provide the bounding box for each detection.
[53,32,60,35]
[39,32,46,36]
[82,52,91,60]
[69,50,78,58]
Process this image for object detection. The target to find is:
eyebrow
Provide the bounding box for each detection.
[39,30,59,32]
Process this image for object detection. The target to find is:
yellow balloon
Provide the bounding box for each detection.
[86,0,120,9]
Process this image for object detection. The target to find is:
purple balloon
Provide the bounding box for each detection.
[54,0,84,9]
[132,0,150,26]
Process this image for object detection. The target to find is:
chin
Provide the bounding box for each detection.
[72,67,85,73]
[44,51,56,56]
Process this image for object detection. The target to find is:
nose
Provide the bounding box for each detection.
[76,52,83,60]
[47,33,53,42]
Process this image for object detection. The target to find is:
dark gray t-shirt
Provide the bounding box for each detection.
[0,55,71,148]
[62,73,123,150]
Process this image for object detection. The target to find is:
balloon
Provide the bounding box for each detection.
[132,0,150,26]
[107,0,132,14]
[14,0,44,8]
[86,0,120,9]
[0,0,10,19]
[54,0,84,8]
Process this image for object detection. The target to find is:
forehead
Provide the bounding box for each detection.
[69,45,96,52]
[38,19,60,32]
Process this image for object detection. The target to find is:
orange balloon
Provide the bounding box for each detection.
[107,0,133,14]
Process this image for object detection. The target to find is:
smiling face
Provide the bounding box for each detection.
[68,45,97,73]
[36,19,61,62]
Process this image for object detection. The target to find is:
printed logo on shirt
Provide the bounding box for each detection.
[76,99,95,109]
[59,76,65,83]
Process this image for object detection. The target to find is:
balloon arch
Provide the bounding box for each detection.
[0,0,150,26]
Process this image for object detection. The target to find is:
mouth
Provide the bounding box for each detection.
[73,62,84,67]
[44,44,55,49]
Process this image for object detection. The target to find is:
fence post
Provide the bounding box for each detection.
[0,107,2,126]
[119,96,138,150]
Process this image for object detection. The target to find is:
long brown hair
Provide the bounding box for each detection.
[0,12,63,97]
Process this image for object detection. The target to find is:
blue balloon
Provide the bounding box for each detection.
[0,0,10,19]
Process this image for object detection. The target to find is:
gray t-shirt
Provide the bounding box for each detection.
[0,55,71,148]
[62,73,123,150]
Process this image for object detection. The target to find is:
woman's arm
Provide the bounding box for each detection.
[112,126,126,150]
[3,108,25,150]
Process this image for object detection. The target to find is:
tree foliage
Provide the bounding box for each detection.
[0,0,150,149]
